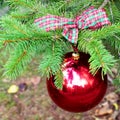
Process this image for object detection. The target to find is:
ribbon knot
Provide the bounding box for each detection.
[34,6,111,44]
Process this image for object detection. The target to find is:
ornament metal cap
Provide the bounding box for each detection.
[72,52,80,60]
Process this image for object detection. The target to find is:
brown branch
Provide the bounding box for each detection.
[99,0,110,9]
[8,50,27,74]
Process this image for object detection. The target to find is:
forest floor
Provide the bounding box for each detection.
[0,68,120,120]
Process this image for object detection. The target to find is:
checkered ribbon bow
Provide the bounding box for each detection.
[34,6,111,44]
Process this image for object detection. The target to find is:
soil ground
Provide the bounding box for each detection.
[0,74,120,120]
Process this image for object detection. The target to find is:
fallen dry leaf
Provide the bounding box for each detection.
[95,102,113,117]
[105,92,119,103]
[30,76,41,86]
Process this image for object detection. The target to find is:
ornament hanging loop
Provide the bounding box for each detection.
[72,44,80,60]
[72,43,78,53]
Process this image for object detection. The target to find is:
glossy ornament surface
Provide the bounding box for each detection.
[47,52,107,112]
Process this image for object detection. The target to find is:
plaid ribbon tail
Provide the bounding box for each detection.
[62,28,78,44]
[34,15,71,31]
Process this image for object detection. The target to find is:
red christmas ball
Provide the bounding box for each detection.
[47,52,107,112]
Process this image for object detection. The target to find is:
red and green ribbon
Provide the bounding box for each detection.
[34,6,111,44]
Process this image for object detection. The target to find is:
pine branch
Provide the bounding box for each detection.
[4,39,52,79]
[78,38,116,76]
[4,41,34,79]
[106,0,120,23]
[6,0,36,10]
[0,16,29,34]
[104,34,120,53]
[1,23,54,79]
[113,34,120,50]
[113,61,120,91]
[39,40,67,77]
[0,15,53,47]
[78,23,120,43]
[54,69,63,89]
[99,0,109,9]
[39,39,71,89]
[77,24,120,75]
[79,23,120,69]
[0,29,52,46]
[89,40,116,75]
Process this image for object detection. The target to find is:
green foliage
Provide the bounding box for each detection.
[0,92,8,103]
[78,37,116,76]
[0,0,120,89]
[39,40,70,77]
[106,0,120,23]
[78,23,120,74]
[54,69,63,89]
[4,41,36,78]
